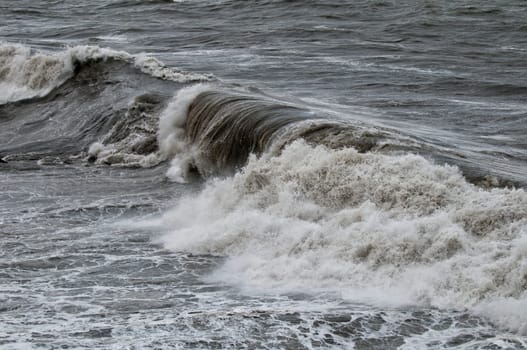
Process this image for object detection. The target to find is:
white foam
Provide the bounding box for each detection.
[88,142,164,168]
[133,53,213,82]
[95,34,129,43]
[157,83,215,180]
[87,112,163,168]
[476,298,527,335]
[154,140,527,334]
[0,43,74,104]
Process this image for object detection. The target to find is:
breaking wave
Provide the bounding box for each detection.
[2,43,525,334]
[147,84,527,334]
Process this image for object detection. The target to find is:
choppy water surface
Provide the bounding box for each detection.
[1,0,526,349]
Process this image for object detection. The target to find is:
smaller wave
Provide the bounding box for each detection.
[0,43,212,105]
[1,44,216,167]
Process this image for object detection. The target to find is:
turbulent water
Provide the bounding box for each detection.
[1,1,527,349]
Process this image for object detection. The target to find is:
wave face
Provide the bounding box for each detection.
[155,140,527,334]
[183,91,401,172]
[158,85,405,181]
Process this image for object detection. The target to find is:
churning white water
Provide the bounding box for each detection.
[152,140,527,334]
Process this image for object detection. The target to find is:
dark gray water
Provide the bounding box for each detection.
[1,0,527,348]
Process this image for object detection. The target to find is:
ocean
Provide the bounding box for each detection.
[1,0,526,348]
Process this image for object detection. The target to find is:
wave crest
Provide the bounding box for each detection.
[158,85,397,181]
